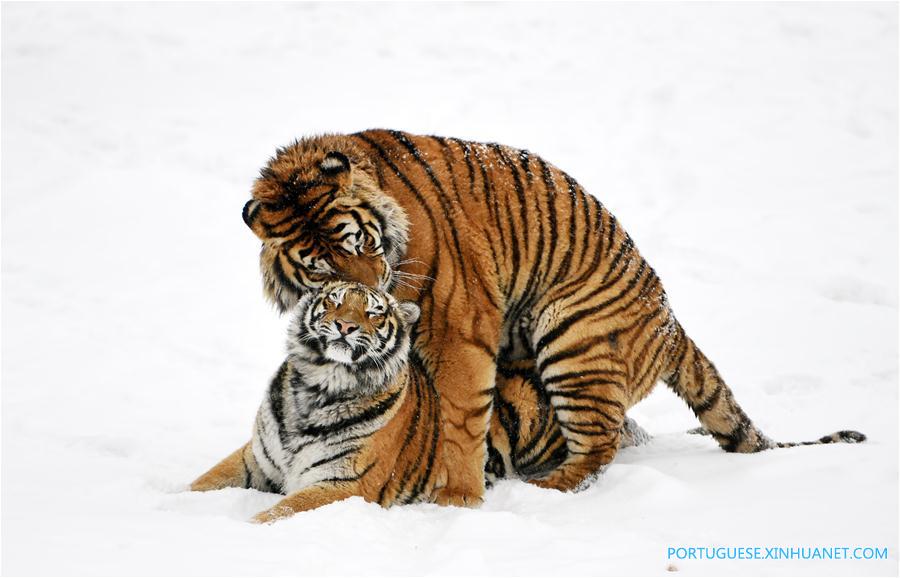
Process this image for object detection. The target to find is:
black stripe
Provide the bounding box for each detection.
[492,145,535,320]
[299,389,402,437]
[536,260,647,353]
[255,421,282,475]
[550,392,625,408]
[551,173,578,285]
[474,142,518,301]
[431,136,465,207]
[387,131,470,295]
[351,132,440,291]
[693,384,724,416]
[542,368,627,388]
[518,149,534,186]
[604,213,617,258]
[408,373,441,503]
[319,460,377,483]
[378,361,426,504]
[269,363,290,446]
[305,447,358,472]
[537,157,560,285]
[241,452,252,489]
[393,370,430,502]
[552,196,606,300]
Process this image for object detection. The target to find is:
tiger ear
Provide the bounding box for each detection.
[319,151,350,175]
[396,302,420,326]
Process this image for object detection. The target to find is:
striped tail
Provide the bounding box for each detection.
[774,430,866,447]
[663,325,866,452]
[688,426,866,447]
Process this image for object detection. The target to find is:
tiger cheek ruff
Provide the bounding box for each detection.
[191,130,864,520]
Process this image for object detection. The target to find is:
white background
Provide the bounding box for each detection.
[2,2,897,576]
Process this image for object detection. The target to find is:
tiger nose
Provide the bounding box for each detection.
[335,319,359,336]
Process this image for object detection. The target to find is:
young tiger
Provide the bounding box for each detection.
[189,280,654,521]
[231,130,864,505]
[190,281,438,520]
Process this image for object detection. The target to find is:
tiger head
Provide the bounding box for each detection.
[288,282,420,387]
[243,136,409,313]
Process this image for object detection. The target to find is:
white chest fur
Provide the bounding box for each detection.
[250,358,400,495]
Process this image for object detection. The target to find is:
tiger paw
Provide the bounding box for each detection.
[250,505,294,524]
[619,416,652,448]
[433,487,484,508]
[527,475,570,492]
[527,464,604,493]
[189,480,219,492]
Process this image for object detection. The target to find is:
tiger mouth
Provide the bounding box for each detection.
[324,339,367,364]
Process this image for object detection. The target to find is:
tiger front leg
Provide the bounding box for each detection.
[251,483,358,523]
[432,336,499,508]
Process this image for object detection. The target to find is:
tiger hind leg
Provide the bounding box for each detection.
[490,360,652,485]
[191,443,254,491]
[663,328,775,452]
[521,334,628,492]
[491,363,568,481]
[190,441,277,492]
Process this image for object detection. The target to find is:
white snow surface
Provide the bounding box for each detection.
[2,3,897,576]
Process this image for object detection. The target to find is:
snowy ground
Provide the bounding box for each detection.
[2,2,897,576]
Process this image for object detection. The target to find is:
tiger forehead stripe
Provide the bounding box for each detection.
[366,291,387,312]
[328,285,349,303]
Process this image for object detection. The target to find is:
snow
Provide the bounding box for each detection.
[2,2,897,576]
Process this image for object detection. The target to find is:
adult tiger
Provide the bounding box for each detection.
[235,130,864,505]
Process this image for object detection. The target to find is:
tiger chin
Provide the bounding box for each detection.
[189,280,651,521]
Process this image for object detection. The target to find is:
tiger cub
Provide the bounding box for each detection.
[189,281,495,521]
[244,281,435,521]
[191,281,650,521]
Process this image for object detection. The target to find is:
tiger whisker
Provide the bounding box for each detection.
[390,277,420,290]
[394,271,434,282]
[394,258,426,267]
